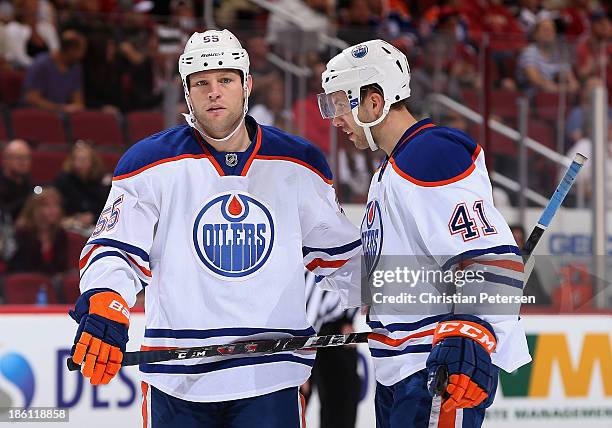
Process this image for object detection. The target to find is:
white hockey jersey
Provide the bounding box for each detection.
[361,118,532,386]
[78,116,361,402]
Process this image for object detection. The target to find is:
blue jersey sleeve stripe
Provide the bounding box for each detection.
[482,272,524,289]
[144,326,316,339]
[89,238,150,262]
[80,251,131,278]
[302,239,362,257]
[441,245,521,271]
[366,313,449,333]
[369,344,432,358]
[139,354,315,374]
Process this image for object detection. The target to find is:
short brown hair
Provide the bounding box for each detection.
[359,84,409,111]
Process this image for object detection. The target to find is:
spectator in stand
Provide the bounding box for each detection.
[575,10,611,84]
[169,0,197,36]
[82,29,121,112]
[565,76,612,149]
[0,1,15,24]
[54,141,110,229]
[375,2,419,53]
[421,2,471,44]
[245,34,280,107]
[8,186,68,275]
[407,38,457,116]
[517,17,579,96]
[434,7,481,92]
[215,0,263,28]
[564,120,612,208]
[249,79,292,131]
[155,0,197,57]
[114,7,161,111]
[292,62,332,154]
[560,0,592,39]
[23,28,86,112]
[4,0,59,69]
[337,0,379,46]
[459,0,523,44]
[0,139,33,222]
[516,0,549,33]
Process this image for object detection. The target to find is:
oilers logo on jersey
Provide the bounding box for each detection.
[192,192,275,280]
[361,199,383,277]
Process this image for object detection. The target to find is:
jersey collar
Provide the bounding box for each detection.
[390,118,435,158]
[377,118,436,181]
[193,115,262,177]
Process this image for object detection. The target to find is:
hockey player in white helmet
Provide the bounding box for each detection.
[319,40,530,427]
[68,29,363,427]
[179,29,251,145]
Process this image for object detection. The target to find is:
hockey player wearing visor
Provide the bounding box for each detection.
[69,29,362,428]
[319,40,531,428]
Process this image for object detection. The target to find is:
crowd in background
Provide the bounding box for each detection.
[0,0,609,309]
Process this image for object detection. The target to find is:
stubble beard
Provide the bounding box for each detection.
[193,105,244,139]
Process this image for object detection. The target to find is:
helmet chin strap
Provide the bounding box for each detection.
[184,113,245,143]
[352,102,391,151]
[184,85,250,145]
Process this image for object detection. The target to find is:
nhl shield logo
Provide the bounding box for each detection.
[361,200,383,277]
[225,153,238,167]
[192,192,275,280]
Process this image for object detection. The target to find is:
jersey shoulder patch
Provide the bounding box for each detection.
[257,125,333,182]
[391,127,481,186]
[114,125,202,179]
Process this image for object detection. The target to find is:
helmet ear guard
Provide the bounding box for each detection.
[320,40,411,151]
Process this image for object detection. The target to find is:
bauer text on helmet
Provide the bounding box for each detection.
[319,39,411,150]
[179,29,251,141]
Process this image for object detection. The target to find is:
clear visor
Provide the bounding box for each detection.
[317,90,353,119]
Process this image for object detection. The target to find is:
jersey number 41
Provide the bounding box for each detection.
[448,200,497,242]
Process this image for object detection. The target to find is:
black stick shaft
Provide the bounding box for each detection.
[67,332,371,371]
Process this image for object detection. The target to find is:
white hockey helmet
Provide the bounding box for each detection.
[179,29,250,141]
[319,39,411,150]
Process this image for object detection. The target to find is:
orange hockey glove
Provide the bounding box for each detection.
[69,289,130,385]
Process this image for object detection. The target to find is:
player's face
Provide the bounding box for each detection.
[188,69,252,139]
[333,111,369,150]
[319,91,367,150]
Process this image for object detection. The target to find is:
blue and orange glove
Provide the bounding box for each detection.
[69,288,130,385]
[426,315,497,412]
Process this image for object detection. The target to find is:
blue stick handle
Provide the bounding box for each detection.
[538,153,587,228]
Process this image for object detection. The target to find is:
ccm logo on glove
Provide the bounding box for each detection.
[433,321,496,353]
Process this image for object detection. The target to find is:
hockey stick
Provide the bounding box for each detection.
[430,152,588,396]
[521,153,588,274]
[67,154,587,373]
[67,332,371,371]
